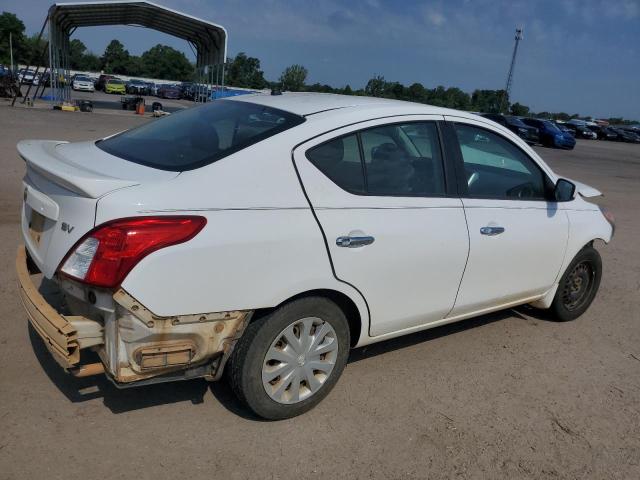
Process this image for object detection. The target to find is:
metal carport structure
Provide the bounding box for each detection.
[46,0,227,104]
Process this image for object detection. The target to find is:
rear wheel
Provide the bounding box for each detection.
[228,297,350,420]
[550,246,602,321]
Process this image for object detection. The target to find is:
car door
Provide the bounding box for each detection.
[294,117,469,337]
[444,117,569,317]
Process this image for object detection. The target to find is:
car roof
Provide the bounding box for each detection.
[226,92,464,118]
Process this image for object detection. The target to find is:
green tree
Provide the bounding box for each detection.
[306,82,336,93]
[126,55,144,76]
[510,102,529,117]
[69,39,87,69]
[101,39,130,74]
[0,11,27,65]
[365,75,386,97]
[427,86,447,106]
[79,52,101,71]
[407,82,428,103]
[471,89,506,113]
[442,87,471,110]
[225,52,267,89]
[140,44,193,80]
[23,33,48,67]
[280,64,308,91]
[343,84,353,95]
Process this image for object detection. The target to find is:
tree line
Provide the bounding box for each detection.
[227,54,637,124]
[1,10,636,124]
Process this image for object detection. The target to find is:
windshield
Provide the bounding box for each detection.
[543,121,561,132]
[505,116,527,127]
[75,76,91,81]
[108,79,124,85]
[97,100,306,171]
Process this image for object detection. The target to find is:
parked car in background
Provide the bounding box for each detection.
[157,84,182,99]
[0,65,21,98]
[145,81,157,96]
[104,78,127,94]
[555,123,575,137]
[565,124,597,139]
[16,93,614,419]
[481,113,539,145]
[126,79,149,95]
[96,74,117,91]
[521,118,576,149]
[180,82,195,100]
[588,125,618,141]
[612,128,640,143]
[71,75,95,92]
[621,126,640,137]
[18,69,38,85]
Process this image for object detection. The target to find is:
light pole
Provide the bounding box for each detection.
[10,31,14,72]
[501,27,524,114]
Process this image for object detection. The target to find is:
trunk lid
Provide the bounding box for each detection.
[18,139,178,278]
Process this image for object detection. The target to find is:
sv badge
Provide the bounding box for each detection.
[61,222,75,234]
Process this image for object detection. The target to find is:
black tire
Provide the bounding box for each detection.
[228,297,350,420]
[550,246,602,322]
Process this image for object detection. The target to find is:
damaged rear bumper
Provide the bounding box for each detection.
[17,245,82,368]
[16,245,251,385]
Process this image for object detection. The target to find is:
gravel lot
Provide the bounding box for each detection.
[0,103,639,480]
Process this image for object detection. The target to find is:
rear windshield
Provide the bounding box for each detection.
[96,100,305,171]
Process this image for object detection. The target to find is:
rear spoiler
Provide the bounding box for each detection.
[17,140,139,198]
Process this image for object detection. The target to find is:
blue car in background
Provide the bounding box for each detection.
[521,118,576,149]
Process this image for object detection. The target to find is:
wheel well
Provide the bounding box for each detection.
[250,289,362,347]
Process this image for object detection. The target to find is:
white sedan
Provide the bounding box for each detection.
[71,75,95,92]
[16,93,614,419]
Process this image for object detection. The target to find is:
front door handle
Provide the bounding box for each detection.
[336,236,375,248]
[480,226,505,236]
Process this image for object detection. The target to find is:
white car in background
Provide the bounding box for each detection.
[18,69,38,85]
[71,75,95,92]
[17,93,614,419]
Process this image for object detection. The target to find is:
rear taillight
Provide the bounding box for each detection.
[59,216,206,288]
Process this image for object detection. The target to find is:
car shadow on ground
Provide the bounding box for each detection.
[28,326,210,414]
[28,304,549,419]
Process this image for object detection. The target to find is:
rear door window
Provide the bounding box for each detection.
[306,134,365,193]
[306,121,446,197]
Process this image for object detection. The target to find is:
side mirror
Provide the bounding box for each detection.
[554,178,576,202]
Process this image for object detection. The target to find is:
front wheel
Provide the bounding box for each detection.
[228,297,350,420]
[550,246,602,321]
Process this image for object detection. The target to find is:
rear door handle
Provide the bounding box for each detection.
[480,226,505,236]
[336,236,375,248]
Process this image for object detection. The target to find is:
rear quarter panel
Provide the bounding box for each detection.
[96,133,371,344]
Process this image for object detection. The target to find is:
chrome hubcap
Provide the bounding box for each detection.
[262,317,338,404]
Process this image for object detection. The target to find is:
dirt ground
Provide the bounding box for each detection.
[0,102,639,480]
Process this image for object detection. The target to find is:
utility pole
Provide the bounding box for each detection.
[501,27,523,114]
[9,32,14,72]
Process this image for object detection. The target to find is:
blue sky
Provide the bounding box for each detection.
[3,0,639,118]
